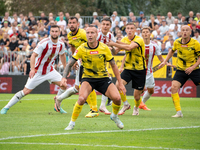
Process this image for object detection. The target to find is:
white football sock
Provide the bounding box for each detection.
[57,88,65,96]
[142,91,151,104]
[111,112,117,118]
[57,87,78,101]
[100,94,107,108]
[4,90,25,109]
[69,120,75,126]
[123,100,128,105]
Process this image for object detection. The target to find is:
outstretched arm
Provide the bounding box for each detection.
[158,49,175,69]
[109,59,126,95]
[119,55,126,73]
[108,40,139,51]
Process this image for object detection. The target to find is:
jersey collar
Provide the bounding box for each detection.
[181,38,191,45]
[87,41,99,49]
[71,28,79,36]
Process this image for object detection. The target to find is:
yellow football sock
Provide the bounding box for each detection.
[71,102,83,122]
[171,92,181,111]
[119,91,127,102]
[90,90,97,112]
[112,102,121,115]
[134,97,142,107]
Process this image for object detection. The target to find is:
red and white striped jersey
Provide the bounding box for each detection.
[97,31,116,44]
[33,37,65,75]
[145,40,161,75]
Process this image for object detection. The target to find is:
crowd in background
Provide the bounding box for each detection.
[0,10,200,76]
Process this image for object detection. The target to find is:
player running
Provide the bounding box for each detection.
[1,25,67,114]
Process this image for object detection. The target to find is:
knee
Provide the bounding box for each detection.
[78,95,87,105]
[112,95,121,105]
[171,85,179,93]
[148,88,154,95]
[23,89,31,95]
[75,85,79,91]
[60,86,66,90]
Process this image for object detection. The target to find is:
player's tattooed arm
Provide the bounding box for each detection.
[110,46,121,55]
[63,58,76,78]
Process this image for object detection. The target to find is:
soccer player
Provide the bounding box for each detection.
[97,17,117,115]
[57,25,126,130]
[107,22,146,116]
[1,25,67,114]
[159,25,200,117]
[54,17,99,118]
[139,26,174,111]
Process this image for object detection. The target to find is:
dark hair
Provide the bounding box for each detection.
[88,24,96,28]
[101,17,112,24]
[69,16,78,22]
[50,24,60,29]
[141,26,151,32]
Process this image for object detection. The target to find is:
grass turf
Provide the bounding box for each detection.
[0,94,200,150]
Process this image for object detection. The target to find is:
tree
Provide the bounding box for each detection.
[0,0,6,16]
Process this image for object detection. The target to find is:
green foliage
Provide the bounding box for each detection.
[0,0,6,16]
[0,94,200,149]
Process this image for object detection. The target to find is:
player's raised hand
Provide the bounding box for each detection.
[60,78,67,88]
[107,40,115,47]
[29,70,35,78]
[166,62,176,68]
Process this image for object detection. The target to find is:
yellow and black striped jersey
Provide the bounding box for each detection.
[72,42,114,78]
[172,38,200,71]
[121,35,146,70]
[67,28,87,49]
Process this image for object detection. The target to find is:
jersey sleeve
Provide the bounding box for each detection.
[134,37,144,47]
[59,42,65,55]
[72,45,82,60]
[82,30,87,42]
[111,34,116,43]
[105,45,114,62]
[155,43,162,55]
[33,42,44,55]
[195,40,200,57]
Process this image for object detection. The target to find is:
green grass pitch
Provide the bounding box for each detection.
[0,94,200,150]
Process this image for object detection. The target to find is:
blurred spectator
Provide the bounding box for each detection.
[23,40,31,55]
[165,36,174,49]
[75,13,83,28]
[24,16,30,26]
[91,12,100,24]
[19,13,25,23]
[149,15,157,31]
[29,41,37,52]
[113,11,120,22]
[140,17,148,28]
[180,16,186,25]
[57,12,67,29]
[11,13,20,24]
[23,54,31,75]
[115,30,123,40]
[28,16,37,27]
[135,28,142,37]
[163,31,171,43]
[169,19,181,39]
[151,24,159,38]
[137,11,144,23]
[47,21,55,35]
[38,25,48,38]
[0,42,8,59]
[113,26,120,37]
[48,12,54,19]
[194,12,200,25]
[159,20,169,37]
[0,29,3,40]
[155,13,161,24]
[177,12,182,24]
[120,18,127,36]
[65,12,70,24]
[55,12,66,22]
[128,12,134,22]
[60,25,67,37]
[21,21,29,32]
[2,12,12,23]
[187,18,194,27]
[161,42,168,53]
[119,17,127,27]
[134,20,140,28]
[8,35,19,51]
[186,11,195,23]
[38,12,49,25]
[28,12,34,22]
[0,33,9,47]
[11,52,21,75]
[193,30,200,43]
[166,12,175,25]
[28,27,38,44]
[111,14,117,31]
[191,24,200,37]
[9,26,18,38]
[18,31,29,49]
[1,21,10,33]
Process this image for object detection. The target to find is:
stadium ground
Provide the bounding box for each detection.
[0,94,199,150]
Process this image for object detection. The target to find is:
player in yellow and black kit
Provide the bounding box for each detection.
[159,25,200,117]
[60,25,126,130]
[108,22,146,116]
[54,17,98,118]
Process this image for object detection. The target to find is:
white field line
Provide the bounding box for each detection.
[0,126,199,141]
[0,142,198,150]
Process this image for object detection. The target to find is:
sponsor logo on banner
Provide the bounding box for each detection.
[0,77,12,93]
[152,80,196,97]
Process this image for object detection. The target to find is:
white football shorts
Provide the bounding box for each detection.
[145,73,155,88]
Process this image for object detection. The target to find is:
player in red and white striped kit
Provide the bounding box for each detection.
[1,25,67,114]
[138,26,173,111]
[96,17,117,115]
